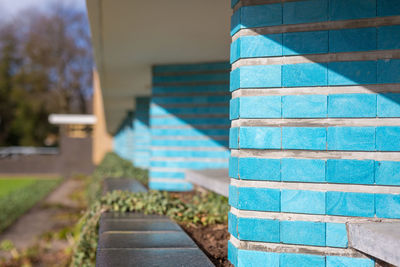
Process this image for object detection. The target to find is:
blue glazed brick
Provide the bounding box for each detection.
[327,127,375,151]
[153,72,229,84]
[375,161,400,185]
[326,192,375,217]
[238,250,279,267]
[230,68,240,92]
[282,95,327,118]
[231,0,239,8]
[228,212,238,237]
[326,223,348,248]
[241,4,282,28]
[229,127,239,149]
[377,93,400,117]
[328,61,377,85]
[283,0,328,24]
[330,0,376,21]
[230,38,240,63]
[280,253,325,267]
[281,189,326,214]
[239,127,281,149]
[229,157,239,179]
[327,159,375,184]
[280,220,326,246]
[282,127,327,150]
[228,241,238,267]
[378,0,400,16]
[150,171,185,179]
[376,126,400,151]
[329,28,376,53]
[326,256,374,267]
[229,185,239,208]
[230,98,240,120]
[378,25,400,50]
[282,63,328,87]
[149,181,193,191]
[376,194,400,218]
[233,65,282,90]
[283,31,328,55]
[239,158,281,181]
[238,217,280,242]
[153,62,229,73]
[239,34,283,59]
[378,59,400,84]
[240,96,281,118]
[281,158,326,182]
[328,94,376,118]
[238,187,281,212]
[231,9,241,36]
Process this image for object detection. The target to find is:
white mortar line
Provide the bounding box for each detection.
[151,114,228,119]
[150,178,189,184]
[230,178,400,194]
[151,146,229,151]
[229,235,370,258]
[151,157,228,162]
[229,207,400,224]
[231,149,400,162]
[151,125,229,130]
[150,167,187,172]
[232,50,400,70]
[231,84,400,98]
[151,136,229,140]
[231,118,400,127]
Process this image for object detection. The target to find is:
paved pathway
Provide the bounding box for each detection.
[0,178,83,257]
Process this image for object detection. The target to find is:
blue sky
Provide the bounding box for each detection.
[0,0,86,18]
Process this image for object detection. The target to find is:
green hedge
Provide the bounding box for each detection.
[0,179,60,233]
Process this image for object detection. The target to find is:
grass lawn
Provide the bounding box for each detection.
[0,179,37,197]
[0,177,61,233]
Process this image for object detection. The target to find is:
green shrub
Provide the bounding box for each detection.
[87,152,148,204]
[71,190,229,267]
[0,179,60,233]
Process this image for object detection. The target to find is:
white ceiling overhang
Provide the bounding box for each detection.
[86,0,231,133]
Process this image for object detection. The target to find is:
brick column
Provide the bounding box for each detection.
[132,97,151,168]
[228,0,400,266]
[149,62,231,191]
[113,112,134,162]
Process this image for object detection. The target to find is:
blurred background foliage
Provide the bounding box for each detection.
[0,4,93,146]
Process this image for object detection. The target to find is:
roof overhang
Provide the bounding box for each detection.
[86,0,231,133]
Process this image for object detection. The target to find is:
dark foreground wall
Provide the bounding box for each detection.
[0,136,94,176]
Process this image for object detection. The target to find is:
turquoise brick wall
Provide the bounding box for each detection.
[229,0,400,266]
[149,62,231,191]
[113,112,134,162]
[132,97,150,168]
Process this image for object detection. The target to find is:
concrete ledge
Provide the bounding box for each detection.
[103,178,147,194]
[185,168,229,197]
[97,178,213,266]
[348,222,400,266]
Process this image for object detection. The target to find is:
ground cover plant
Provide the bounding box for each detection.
[0,177,60,233]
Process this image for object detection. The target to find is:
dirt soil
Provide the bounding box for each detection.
[181,223,233,267]
[171,191,232,267]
